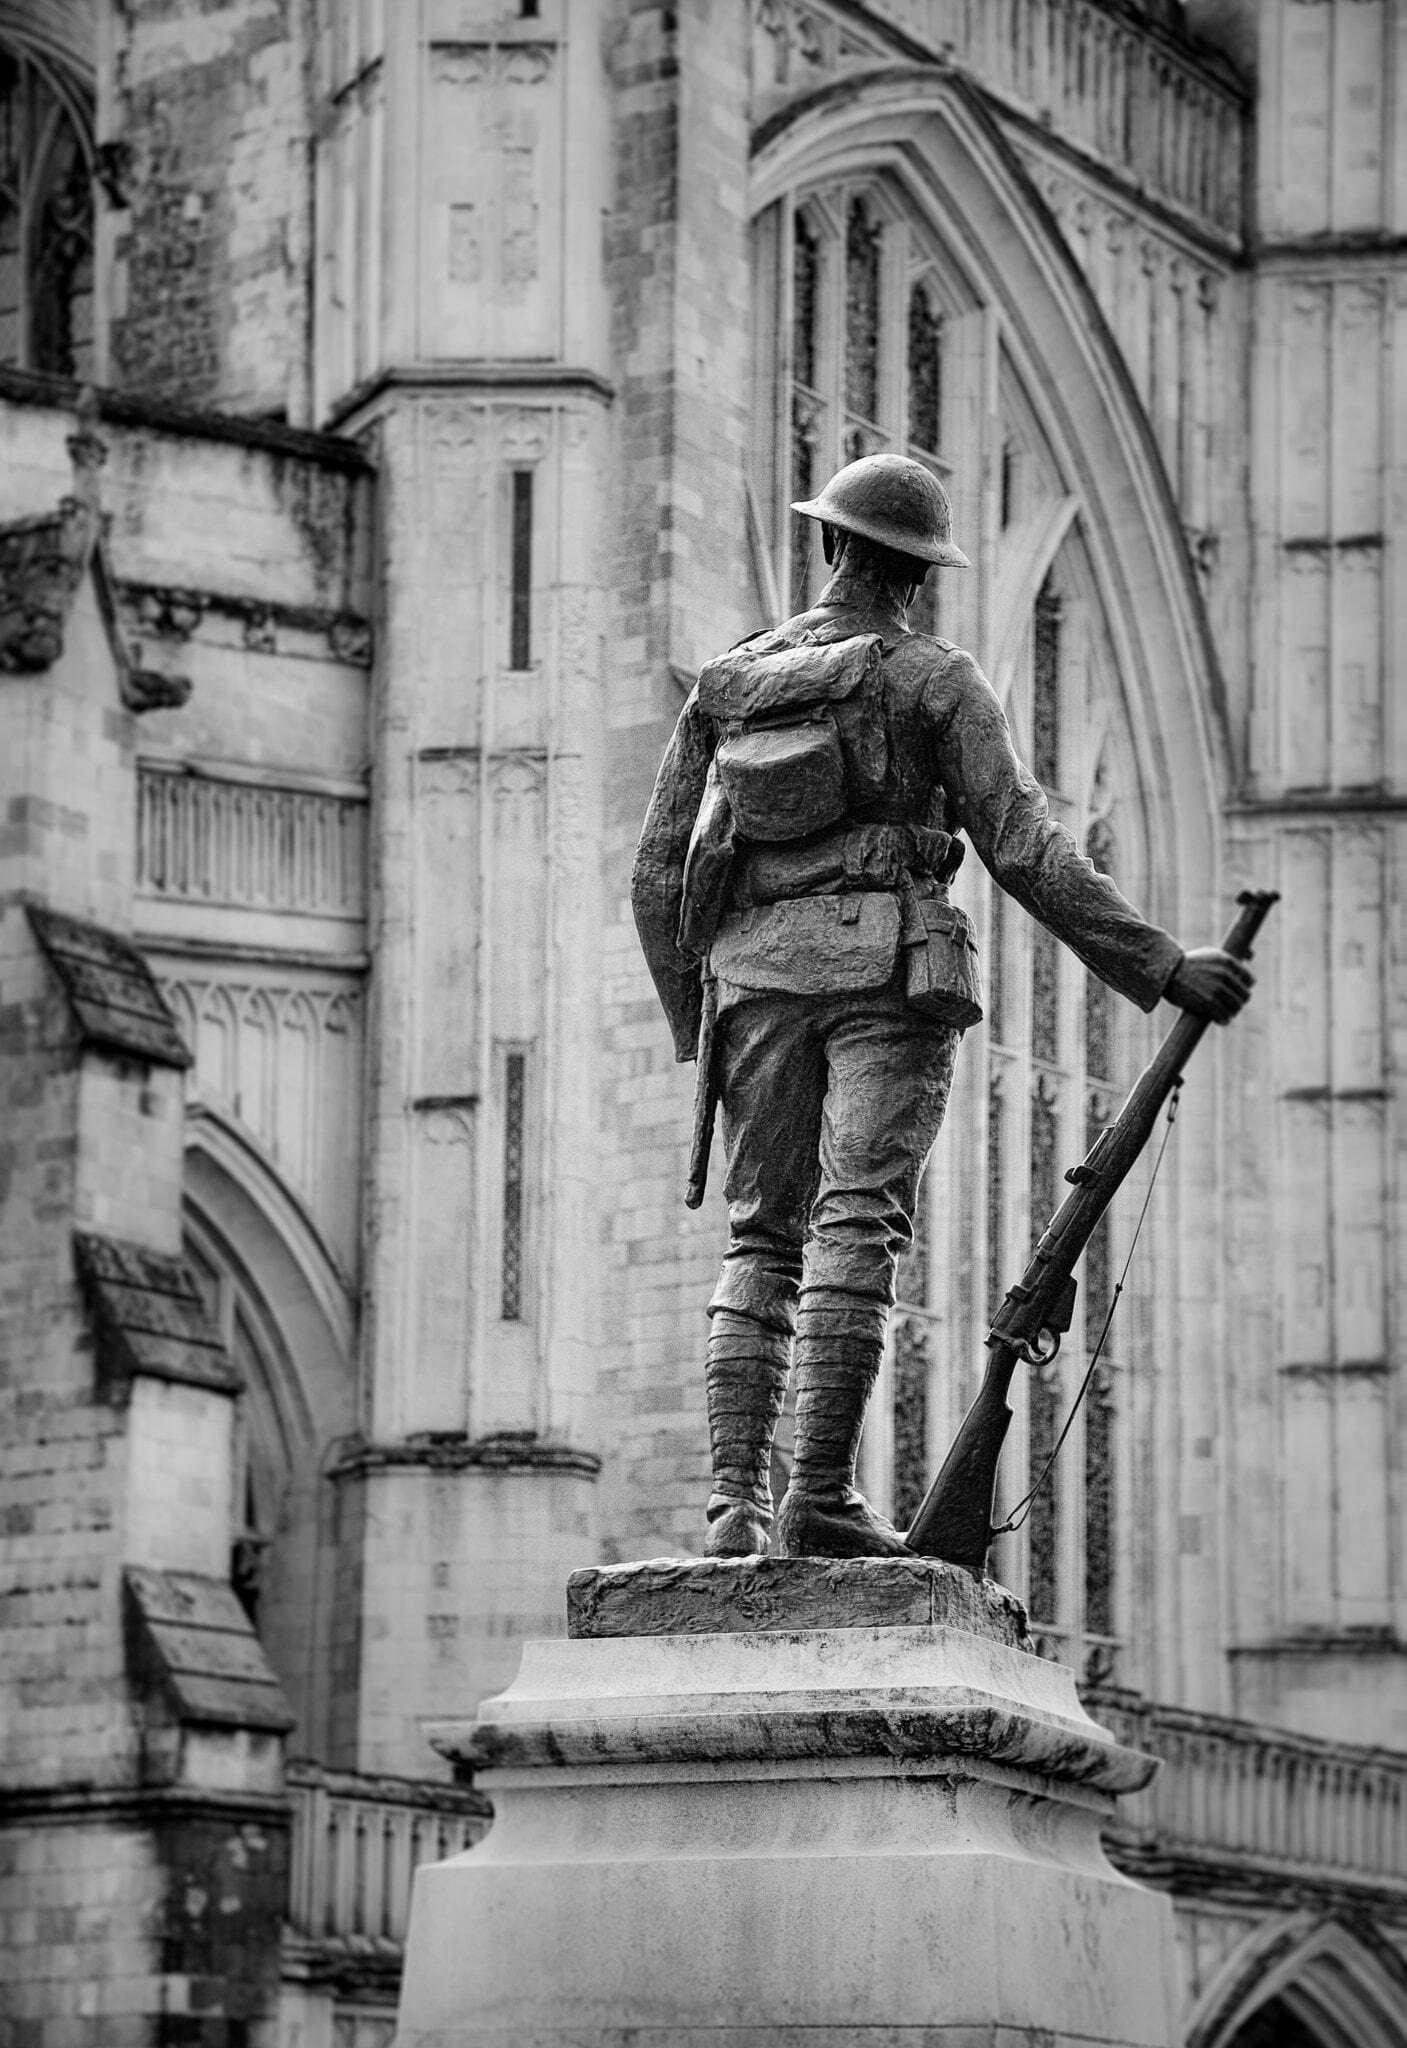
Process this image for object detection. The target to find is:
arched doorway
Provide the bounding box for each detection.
[1191,1914,1407,2048]
[183,1102,359,1760]
[1224,1998,1334,2048]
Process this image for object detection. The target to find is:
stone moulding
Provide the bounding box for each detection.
[28,904,194,1068]
[123,1565,294,1735]
[435,1620,1155,1797]
[74,1230,239,1398]
[330,1431,603,1480]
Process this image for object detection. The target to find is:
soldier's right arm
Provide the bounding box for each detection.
[631,689,714,1062]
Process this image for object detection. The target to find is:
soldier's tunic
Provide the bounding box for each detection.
[632,584,1183,1327]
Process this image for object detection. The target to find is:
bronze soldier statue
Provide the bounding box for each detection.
[632,454,1251,1561]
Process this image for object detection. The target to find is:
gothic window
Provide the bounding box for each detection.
[991,557,1146,1679]
[890,1169,932,1530]
[0,47,94,378]
[842,196,881,446]
[790,210,823,615]
[754,191,1153,1686]
[906,285,943,457]
[184,1236,280,1640]
[1032,579,1062,790]
[983,543,1145,1684]
[759,182,961,619]
[1026,1074,1062,1623]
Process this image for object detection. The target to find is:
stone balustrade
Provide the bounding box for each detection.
[886,0,1244,233]
[757,0,1246,242]
[1098,1696,1407,1896]
[283,1702,1407,1961]
[284,1763,488,1952]
[136,764,367,919]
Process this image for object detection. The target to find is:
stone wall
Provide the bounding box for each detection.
[1224,0,1407,1749]
[105,0,312,420]
[595,0,762,1563]
[0,383,369,2043]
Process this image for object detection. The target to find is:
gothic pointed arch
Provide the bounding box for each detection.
[1189,1913,1407,2048]
[182,1101,357,1758]
[750,63,1231,1680]
[750,63,1230,936]
[0,3,95,90]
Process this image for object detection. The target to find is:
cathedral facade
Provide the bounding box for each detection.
[1,3,1404,2044]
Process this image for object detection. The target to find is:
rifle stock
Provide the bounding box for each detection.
[906,889,1279,1572]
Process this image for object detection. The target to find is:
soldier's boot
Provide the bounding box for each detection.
[703,1310,791,1558]
[775,1289,911,1558]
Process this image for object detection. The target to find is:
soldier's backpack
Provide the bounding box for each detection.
[677,628,894,958]
[696,630,888,842]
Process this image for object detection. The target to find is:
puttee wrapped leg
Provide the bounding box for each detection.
[774,1288,910,1558]
[703,1309,792,1558]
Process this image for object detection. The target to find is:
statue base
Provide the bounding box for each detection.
[394,1557,1180,2047]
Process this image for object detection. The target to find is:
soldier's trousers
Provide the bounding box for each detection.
[709,983,961,1329]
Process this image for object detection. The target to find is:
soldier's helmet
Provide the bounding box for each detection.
[792,453,971,568]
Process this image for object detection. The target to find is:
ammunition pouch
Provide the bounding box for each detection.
[902,894,983,1030]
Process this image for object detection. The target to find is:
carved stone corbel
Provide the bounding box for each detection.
[0,494,99,673]
[0,407,189,710]
[91,542,193,712]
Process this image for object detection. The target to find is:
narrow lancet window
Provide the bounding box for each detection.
[1027,1073,1062,1624]
[1084,818,1116,1083]
[906,285,943,455]
[0,50,94,377]
[501,1051,527,1320]
[792,211,820,393]
[843,197,880,426]
[510,470,533,670]
[1033,579,1062,790]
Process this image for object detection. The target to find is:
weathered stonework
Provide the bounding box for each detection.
[566,1552,1029,1642]
[29,910,192,1071]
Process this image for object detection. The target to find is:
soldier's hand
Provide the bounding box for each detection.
[1166,947,1254,1023]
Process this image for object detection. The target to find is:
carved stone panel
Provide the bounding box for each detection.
[425,39,561,358]
[159,971,365,1273]
[407,1099,478,1437]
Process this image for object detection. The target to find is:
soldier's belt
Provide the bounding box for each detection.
[731,821,957,909]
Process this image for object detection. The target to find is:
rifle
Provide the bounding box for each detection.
[906,889,1278,1571]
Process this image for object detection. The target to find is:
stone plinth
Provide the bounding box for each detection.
[395,1558,1180,2048]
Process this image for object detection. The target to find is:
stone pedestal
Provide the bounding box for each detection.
[395,1558,1180,2048]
